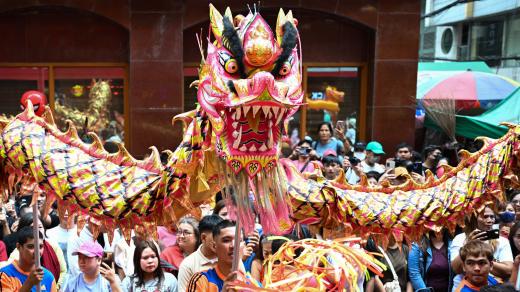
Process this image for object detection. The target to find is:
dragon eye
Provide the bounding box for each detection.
[279,62,291,76]
[224,59,239,74]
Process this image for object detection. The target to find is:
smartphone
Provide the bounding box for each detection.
[386,160,395,169]
[481,229,500,241]
[411,162,423,174]
[336,120,345,130]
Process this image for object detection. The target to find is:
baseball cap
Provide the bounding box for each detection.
[394,167,408,178]
[354,142,366,151]
[366,141,385,155]
[323,149,337,157]
[73,241,104,258]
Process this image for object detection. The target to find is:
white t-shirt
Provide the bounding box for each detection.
[450,232,513,263]
[121,273,178,292]
[360,161,385,174]
[450,232,513,290]
[47,225,78,268]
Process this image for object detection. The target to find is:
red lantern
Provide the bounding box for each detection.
[20,90,47,116]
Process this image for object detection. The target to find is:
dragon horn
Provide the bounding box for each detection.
[224,7,233,24]
[275,8,286,45]
[209,4,224,43]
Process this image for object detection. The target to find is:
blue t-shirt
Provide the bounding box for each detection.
[62,273,112,292]
[313,138,344,162]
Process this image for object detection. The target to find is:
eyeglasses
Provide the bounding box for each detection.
[176,230,193,237]
[512,200,520,205]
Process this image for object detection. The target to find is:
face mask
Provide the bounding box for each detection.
[353,152,365,161]
[499,211,516,223]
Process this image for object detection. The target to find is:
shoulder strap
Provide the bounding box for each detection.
[300,160,311,172]
[378,246,398,281]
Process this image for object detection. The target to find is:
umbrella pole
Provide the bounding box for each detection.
[32,199,41,292]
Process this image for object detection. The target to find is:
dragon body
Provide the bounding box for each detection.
[1,5,519,245]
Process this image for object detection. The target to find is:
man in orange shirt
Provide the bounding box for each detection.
[187,220,243,292]
[0,226,57,292]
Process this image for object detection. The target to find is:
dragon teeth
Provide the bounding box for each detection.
[249,144,257,152]
[239,145,247,152]
[232,130,239,138]
[232,126,242,149]
[275,108,284,125]
[262,106,270,117]
[268,128,274,148]
[236,107,242,120]
[232,122,238,128]
[259,144,267,151]
[272,107,280,118]
[243,105,251,116]
[252,106,261,117]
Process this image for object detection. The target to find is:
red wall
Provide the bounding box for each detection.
[184,9,374,64]
[0,7,128,63]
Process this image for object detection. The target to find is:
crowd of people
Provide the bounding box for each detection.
[0,120,519,292]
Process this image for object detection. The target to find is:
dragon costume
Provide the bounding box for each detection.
[54,79,112,133]
[1,4,519,246]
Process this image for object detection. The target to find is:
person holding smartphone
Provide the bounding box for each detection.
[342,156,362,185]
[291,139,322,173]
[450,206,514,288]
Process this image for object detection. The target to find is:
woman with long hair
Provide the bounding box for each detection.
[122,240,178,291]
[160,216,200,274]
[508,221,520,258]
[408,229,452,291]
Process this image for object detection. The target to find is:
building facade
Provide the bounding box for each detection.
[420,0,520,81]
[0,1,420,157]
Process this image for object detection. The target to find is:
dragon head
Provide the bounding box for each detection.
[197,5,303,177]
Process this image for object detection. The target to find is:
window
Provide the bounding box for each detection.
[0,64,127,145]
[296,66,362,145]
[0,67,49,116]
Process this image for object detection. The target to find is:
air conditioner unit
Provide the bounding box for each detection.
[435,26,457,60]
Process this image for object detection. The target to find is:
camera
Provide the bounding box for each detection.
[298,148,311,155]
[348,156,361,166]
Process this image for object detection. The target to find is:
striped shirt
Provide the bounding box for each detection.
[186,266,225,292]
[453,275,498,292]
[0,260,57,292]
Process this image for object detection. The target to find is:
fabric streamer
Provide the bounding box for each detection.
[229,237,386,292]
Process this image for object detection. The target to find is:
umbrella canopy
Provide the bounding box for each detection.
[417,70,519,109]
